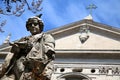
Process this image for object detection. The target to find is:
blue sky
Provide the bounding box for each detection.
[0,0,120,45]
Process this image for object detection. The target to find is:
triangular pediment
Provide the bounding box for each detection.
[47,19,120,50]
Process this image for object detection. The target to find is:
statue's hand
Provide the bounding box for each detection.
[46,50,55,60]
[9,42,20,53]
[10,41,33,54]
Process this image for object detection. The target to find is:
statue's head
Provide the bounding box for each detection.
[26,14,44,35]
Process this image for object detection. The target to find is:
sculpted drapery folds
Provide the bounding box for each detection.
[0,14,55,80]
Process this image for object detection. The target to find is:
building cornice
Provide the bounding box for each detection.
[55,49,120,53]
[47,20,120,35]
[55,49,120,59]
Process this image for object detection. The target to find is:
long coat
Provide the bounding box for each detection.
[0,33,55,80]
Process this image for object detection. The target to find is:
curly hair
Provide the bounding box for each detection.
[26,17,44,32]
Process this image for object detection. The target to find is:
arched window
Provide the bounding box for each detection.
[57,72,91,80]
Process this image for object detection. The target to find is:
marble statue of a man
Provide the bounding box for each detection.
[0,14,55,80]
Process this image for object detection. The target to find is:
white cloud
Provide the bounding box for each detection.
[66,2,87,21]
[42,0,65,27]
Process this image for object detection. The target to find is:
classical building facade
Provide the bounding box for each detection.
[0,16,120,80]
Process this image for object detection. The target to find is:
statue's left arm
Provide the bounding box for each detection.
[43,34,55,60]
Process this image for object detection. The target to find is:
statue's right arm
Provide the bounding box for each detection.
[0,52,14,78]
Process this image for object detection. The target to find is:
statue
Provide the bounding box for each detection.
[0,14,55,80]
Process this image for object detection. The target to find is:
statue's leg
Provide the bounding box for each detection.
[43,61,54,80]
[0,74,15,80]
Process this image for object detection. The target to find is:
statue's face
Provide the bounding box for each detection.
[27,19,41,35]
